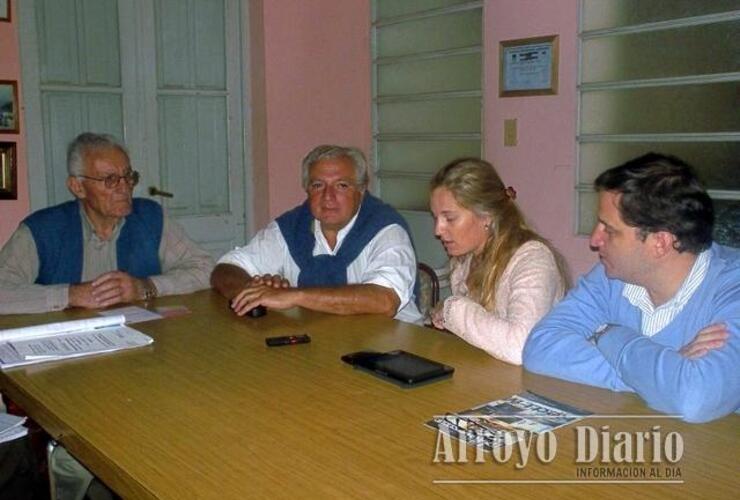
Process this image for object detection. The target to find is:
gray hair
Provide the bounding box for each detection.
[67,132,130,176]
[300,145,368,189]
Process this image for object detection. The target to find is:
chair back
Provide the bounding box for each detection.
[417,262,440,317]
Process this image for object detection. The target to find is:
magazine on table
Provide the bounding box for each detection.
[426,391,591,450]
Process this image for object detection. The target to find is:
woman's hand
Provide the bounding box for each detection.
[430,301,446,329]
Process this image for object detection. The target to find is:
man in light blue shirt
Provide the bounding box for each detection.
[523,153,739,423]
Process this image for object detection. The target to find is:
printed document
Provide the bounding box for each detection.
[0,315,153,369]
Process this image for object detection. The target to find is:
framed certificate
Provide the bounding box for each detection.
[499,35,558,97]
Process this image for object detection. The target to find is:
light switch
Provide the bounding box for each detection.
[504,119,517,146]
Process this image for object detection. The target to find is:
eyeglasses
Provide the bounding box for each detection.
[77,170,140,189]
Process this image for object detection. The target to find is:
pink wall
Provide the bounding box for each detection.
[0,1,29,245]
[261,0,372,221]
[484,0,596,277]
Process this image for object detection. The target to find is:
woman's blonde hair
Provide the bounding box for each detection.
[430,157,567,309]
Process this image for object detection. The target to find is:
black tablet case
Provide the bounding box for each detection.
[341,350,454,387]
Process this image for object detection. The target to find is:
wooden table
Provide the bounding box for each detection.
[1,291,737,499]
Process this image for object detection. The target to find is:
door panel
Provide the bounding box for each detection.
[156,0,194,88]
[158,96,199,214]
[195,98,229,213]
[193,0,226,88]
[152,0,243,259]
[157,95,229,216]
[80,0,121,86]
[36,0,81,84]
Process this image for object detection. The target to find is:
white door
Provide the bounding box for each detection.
[19,0,249,258]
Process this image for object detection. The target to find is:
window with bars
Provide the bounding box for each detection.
[371,0,483,213]
[577,1,740,235]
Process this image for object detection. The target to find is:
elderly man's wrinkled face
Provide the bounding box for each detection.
[306,157,364,233]
[68,147,135,223]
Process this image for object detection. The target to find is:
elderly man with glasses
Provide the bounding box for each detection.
[0,132,214,314]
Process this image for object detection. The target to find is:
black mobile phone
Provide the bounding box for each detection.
[229,300,267,318]
[265,334,311,347]
[341,350,454,387]
[246,305,267,318]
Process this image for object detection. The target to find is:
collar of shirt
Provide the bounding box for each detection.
[311,205,362,256]
[78,201,124,247]
[622,248,711,336]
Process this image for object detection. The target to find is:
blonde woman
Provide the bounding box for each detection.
[429,158,567,365]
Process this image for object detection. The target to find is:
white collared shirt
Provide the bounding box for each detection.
[622,249,711,337]
[311,209,360,256]
[218,207,422,324]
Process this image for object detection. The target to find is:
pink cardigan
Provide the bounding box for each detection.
[442,240,565,365]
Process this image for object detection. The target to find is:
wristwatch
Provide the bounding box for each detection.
[140,279,158,303]
[589,323,616,346]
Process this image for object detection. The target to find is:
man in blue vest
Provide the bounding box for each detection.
[212,144,422,323]
[0,132,215,498]
[0,132,214,314]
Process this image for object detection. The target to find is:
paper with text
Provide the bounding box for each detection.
[0,316,153,369]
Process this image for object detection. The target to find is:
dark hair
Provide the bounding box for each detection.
[594,153,713,253]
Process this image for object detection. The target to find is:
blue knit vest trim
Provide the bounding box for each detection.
[276,194,417,294]
[24,198,163,285]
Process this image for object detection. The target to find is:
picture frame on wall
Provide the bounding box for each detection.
[0,142,17,200]
[0,0,10,23]
[499,35,559,97]
[0,80,19,133]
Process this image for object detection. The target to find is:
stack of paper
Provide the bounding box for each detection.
[0,413,28,443]
[0,315,154,369]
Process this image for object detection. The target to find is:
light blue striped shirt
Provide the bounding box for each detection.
[622,249,711,337]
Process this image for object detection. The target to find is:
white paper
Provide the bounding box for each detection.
[0,413,28,443]
[0,318,153,369]
[0,315,125,342]
[98,306,163,324]
[0,426,28,443]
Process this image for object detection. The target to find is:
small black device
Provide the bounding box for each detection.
[265,334,311,347]
[228,301,267,318]
[246,305,267,318]
[341,350,454,387]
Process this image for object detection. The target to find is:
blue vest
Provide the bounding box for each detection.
[24,198,163,285]
[276,194,417,294]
